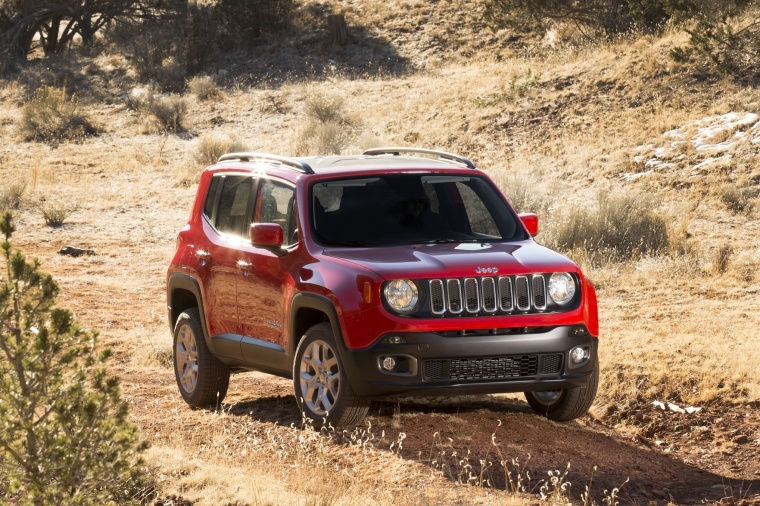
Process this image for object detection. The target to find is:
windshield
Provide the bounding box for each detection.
[311,174,525,246]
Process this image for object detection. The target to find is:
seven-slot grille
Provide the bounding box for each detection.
[430,275,549,316]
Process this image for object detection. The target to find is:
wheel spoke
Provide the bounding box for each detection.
[324,355,338,371]
[319,386,334,412]
[327,373,340,398]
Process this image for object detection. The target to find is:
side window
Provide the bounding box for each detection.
[455,182,500,237]
[216,176,254,237]
[256,181,296,247]
[203,176,222,221]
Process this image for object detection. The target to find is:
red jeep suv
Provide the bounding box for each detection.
[166,148,599,426]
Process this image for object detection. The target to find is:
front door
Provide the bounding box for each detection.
[236,180,297,370]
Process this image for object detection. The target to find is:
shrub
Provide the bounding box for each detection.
[719,183,756,213]
[20,87,96,142]
[544,192,670,265]
[713,244,733,274]
[305,90,346,124]
[485,0,737,36]
[218,0,294,40]
[188,75,220,100]
[194,134,249,166]
[148,94,187,133]
[502,173,551,214]
[0,211,148,504]
[38,200,78,228]
[670,3,760,78]
[295,90,354,155]
[0,181,26,211]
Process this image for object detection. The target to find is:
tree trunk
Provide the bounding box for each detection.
[43,16,62,55]
[325,14,354,47]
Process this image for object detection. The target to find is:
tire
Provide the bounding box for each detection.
[173,308,230,408]
[293,322,370,427]
[524,366,599,421]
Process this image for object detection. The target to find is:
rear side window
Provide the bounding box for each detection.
[203,176,222,220]
[216,176,254,237]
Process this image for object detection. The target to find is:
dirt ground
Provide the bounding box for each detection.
[2,15,760,499]
[10,170,759,504]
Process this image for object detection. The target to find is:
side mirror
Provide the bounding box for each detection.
[250,223,284,248]
[519,213,539,236]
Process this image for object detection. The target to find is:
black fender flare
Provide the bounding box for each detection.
[289,292,366,386]
[289,292,345,353]
[167,273,217,355]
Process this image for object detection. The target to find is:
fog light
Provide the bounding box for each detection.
[382,357,396,371]
[570,346,588,364]
[386,336,406,344]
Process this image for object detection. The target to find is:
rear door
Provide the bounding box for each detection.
[198,174,255,359]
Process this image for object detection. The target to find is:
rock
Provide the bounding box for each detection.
[58,246,95,257]
[732,434,750,444]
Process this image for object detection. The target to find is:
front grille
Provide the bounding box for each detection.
[450,355,537,380]
[422,353,563,382]
[429,275,549,316]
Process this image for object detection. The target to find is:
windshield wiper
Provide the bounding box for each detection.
[424,238,482,244]
[321,239,372,247]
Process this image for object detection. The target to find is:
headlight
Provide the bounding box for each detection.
[384,280,419,314]
[548,272,576,305]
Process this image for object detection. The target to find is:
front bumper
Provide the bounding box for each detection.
[339,325,598,398]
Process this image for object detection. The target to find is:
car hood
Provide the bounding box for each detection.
[322,241,577,279]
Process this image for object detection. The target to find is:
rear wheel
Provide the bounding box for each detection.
[173,308,230,408]
[293,323,369,427]
[525,366,598,421]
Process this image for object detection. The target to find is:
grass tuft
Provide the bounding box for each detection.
[20,87,96,142]
[0,181,27,211]
[148,94,188,133]
[294,89,355,155]
[544,192,670,266]
[188,76,221,101]
[193,134,249,167]
[38,199,79,228]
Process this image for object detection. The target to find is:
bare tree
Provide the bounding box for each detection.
[0,0,184,70]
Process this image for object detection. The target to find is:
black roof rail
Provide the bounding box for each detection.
[363,147,476,169]
[218,152,314,174]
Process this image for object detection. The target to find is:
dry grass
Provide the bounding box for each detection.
[2,4,760,503]
[187,75,221,101]
[20,86,96,142]
[293,88,357,155]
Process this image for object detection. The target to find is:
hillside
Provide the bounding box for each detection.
[1,0,759,504]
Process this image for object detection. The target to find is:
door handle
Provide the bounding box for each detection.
[237,260,252,270]
[196,249,211,259]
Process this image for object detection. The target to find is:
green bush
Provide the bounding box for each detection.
[0,211,148,504]
[671,5,760,79]
[544,192,670,265]
[20,87,96,142]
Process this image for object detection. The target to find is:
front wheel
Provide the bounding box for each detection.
[524,366,598,421]
[293,323,369,427]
